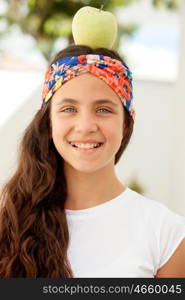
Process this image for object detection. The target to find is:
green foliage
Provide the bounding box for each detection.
[119,23,140,36]
[0,0,179,60]
[43,14,72,37]
[111,0,135,6]
[152,0,179,9]
[128,177,145,195]
[1,0,139,60]
[101,0,109,6]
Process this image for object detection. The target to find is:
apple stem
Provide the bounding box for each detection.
[99,4,104,12]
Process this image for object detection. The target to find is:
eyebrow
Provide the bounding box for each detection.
[57,98,119,107]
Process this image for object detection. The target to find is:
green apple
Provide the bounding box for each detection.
[72,6,118,49]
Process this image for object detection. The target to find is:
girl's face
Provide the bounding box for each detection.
[50,72,124,174]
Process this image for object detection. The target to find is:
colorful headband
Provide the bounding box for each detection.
[42,54,135,120]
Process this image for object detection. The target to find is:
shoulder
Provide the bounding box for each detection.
[125,188,174,218]
[126,188,185,236]
[127,188,185,219]
[127,188,185,277]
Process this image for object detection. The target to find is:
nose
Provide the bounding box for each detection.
[74,112,98,133]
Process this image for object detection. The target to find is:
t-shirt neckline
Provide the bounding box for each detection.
[65,187,130,217]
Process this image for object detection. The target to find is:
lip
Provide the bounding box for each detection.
[69,140,104,144]
[69,142,104,154]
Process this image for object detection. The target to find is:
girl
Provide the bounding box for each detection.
[0,45,185,278]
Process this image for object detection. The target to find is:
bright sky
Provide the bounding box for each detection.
[116,0,180,81]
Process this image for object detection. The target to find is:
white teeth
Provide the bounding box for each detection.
[70,143,101,149]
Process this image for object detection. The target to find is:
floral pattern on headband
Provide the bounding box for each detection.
[42,54,135,120]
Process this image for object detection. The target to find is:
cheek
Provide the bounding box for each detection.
[104,120,123,145]
[51,116,69,138]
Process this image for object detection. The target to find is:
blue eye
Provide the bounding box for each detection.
[98,108,111,113]
[62,107,76,112]
[61,107,111,113]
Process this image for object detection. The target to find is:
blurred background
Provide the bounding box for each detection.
[0,0,185,216]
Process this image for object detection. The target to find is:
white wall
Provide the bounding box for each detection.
[169,0,185,216]
[116,79,177,211]
[0,84,41,186]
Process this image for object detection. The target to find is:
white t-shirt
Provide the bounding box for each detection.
[65,187,185,277]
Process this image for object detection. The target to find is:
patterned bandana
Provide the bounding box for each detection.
[42,54,135,120]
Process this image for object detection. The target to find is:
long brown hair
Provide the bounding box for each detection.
[0,45,134,277]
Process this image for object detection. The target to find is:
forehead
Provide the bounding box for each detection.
[51,72,122,107]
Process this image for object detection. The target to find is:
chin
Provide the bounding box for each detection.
[70,159,113,174]
[72,165,101,174]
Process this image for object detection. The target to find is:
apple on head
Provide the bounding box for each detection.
[72,6,118,50]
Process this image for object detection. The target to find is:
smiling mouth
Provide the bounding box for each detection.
[69,142,103,149]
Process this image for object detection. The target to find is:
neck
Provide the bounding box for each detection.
[64,163,126,210]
